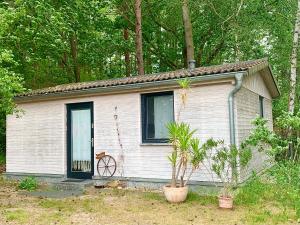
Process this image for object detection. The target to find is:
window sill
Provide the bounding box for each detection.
[140,143,172,146]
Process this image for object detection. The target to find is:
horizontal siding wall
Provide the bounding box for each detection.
[235,73,273,182]
[7,82,233,182]
[6,102,66,174]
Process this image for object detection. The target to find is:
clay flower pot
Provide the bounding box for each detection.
[163,185,188,203]
[218,195,233,209]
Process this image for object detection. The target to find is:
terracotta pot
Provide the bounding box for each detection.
[218,195,233,209]
[163,185,188,203]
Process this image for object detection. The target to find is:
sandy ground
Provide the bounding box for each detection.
[0,177,297,225]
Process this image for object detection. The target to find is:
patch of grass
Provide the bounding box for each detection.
[245,209,291,225]
[248,209,271,224]
[235,175,269,205]
[39,199,75,212]
[111,188,127,197]
[37,211,67,224]
[186,191,217,205]
[0,175,18,188]
[18,176,38,191]
[81,198,103,213]
[5,209,29,223]
[142,192,164,201]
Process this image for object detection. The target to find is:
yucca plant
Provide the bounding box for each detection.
[167,122,219,187]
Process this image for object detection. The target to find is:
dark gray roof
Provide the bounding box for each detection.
[18,58,270,98]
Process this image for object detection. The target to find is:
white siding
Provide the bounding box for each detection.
[235,82,273,182]
[242,72,272,100]
[6,102,66,174]
[6,83,233,182]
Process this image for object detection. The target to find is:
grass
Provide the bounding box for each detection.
[186,191,217,205]
[0,175,298,225]
[235,173,299,224]
[4,209,29,224]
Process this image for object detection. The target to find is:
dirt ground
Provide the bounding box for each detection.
[0,177,297,225]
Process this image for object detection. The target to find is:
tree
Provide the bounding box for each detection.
[135,0,145,75]
[124,28,131,77]
[289,0,300,115]
[0,50,25,151]
[182,0,194,68]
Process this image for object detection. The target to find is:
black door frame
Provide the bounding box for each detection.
[67,102,94,179]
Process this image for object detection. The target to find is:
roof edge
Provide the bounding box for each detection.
[15,72,240,103]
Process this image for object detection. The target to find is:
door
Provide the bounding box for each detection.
[67,102,94,179]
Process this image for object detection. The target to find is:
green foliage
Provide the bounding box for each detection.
[0,50,25,152]
[0,50,25,114]
[177,78,191,89]
[0,150,5,165]
[210,144,252,197]
[243,115,300,161]
[235,174,269,205]
[236,163,300,220]
[18,176,38,191]
[167,122,220,186]
[0,0,298,160]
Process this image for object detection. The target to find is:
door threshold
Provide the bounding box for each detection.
[62,178,87,183]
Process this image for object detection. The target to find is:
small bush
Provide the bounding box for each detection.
[18,176,38,191]
[0,150,5,165]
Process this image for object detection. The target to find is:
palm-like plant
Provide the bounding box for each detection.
[167,122,220,187]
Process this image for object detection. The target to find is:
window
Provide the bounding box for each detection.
[141,91,174,143]
[259,95,264,118]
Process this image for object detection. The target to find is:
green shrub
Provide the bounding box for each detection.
[0,151,5,165]
[18,176,38,191]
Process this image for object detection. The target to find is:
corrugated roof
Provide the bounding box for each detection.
[18,58,269,98]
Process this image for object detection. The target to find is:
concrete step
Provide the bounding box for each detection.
[51,179,93,191]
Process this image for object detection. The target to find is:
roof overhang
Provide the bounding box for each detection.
[14,58,280,103]
[245,60,280,98]
[14,72,238,103]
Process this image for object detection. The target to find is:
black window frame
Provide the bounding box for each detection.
[141,91,174,143]
[259,95,264,118]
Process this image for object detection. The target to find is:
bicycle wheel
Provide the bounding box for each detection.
[97,155,117,177]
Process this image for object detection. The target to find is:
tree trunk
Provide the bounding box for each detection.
[70,34,80,82]
[124,28,131,77]
[135,0,144,75]
[171,165,176,187]
[289,0,300,114]
[182,0,194,66]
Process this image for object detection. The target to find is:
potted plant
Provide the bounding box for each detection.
[163,122,219,203]
[211,144,252,209]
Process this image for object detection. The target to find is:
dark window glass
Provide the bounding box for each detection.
[141,92,174,143]
[259,95,264,118]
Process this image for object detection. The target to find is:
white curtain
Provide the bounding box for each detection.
[154,95,173,138]
[71,109,91,171]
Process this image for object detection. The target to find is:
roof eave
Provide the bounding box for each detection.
[14,72,240,103]
[246,60,280,98]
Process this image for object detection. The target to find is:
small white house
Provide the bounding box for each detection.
[5,59,279,186]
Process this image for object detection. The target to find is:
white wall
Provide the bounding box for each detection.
[235,72,273,182]
[6,82,233,182]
